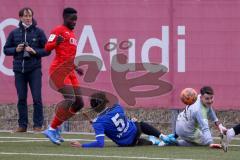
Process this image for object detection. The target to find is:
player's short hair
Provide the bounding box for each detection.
[200,86,214,95]
[63,7,77,18]
[90,92,109,113]
[19,7,34,17]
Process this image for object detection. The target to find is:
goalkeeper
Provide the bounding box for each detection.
[166,86,226,147]
[71,92,169,148]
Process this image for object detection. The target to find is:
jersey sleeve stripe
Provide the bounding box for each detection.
[96,134,105,137]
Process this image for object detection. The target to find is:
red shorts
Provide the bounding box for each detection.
[63,71,80,87]
[49,65,80,90]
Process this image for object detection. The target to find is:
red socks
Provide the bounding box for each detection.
[50,107,77,129]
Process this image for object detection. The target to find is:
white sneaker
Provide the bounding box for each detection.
[158,140,166,147]
[148,136,160,145]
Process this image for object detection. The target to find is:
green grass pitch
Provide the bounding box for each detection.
[0,132,239,160]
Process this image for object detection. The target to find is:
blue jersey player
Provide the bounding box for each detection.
[71,92,169,148]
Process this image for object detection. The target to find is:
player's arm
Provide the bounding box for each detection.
[195,111,213,145]
[73,123,105,148]
[45,29,63,52]
[70,135,104,148]
[74,65,84,76]
[208,107,218,123]
[208,107,226,134]
[82,135,105,148]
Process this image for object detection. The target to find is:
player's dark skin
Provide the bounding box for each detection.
[55,13,83,75]
[56,13,77,45]
[64,13,77,30]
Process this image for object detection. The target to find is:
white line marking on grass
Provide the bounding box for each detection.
[0,130,95,135]
[1,138,239,147]
[1,130,240,141]
[229,144,240,147]
[0,152,194,160]
[0,139,108,143]
[0,136,111,142]
[0,136,240,147]
[0,140,49,142]
[0,137,47,139]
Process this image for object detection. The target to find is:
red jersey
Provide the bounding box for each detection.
[45,25,79,88]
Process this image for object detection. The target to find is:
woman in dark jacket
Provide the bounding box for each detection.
[4,7,50,132]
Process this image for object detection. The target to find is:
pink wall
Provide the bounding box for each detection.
[0,0,240,110]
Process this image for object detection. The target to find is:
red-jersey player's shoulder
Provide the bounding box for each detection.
[50,25,67,34]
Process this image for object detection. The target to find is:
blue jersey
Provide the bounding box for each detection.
[82,104,137,148]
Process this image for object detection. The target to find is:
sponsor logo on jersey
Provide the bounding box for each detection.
[70,38,77,45]
[48,34,56,42]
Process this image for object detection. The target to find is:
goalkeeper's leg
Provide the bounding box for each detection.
[177,140,195,146]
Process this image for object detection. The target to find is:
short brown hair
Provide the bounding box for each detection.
[19,7,33,17]
[200,86,214,95]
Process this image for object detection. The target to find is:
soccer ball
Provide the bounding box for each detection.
[180,88,197,105]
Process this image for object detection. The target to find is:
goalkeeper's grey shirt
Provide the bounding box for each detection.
[176,95,218,145]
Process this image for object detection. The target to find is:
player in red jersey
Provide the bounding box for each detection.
[43,8,84,145]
